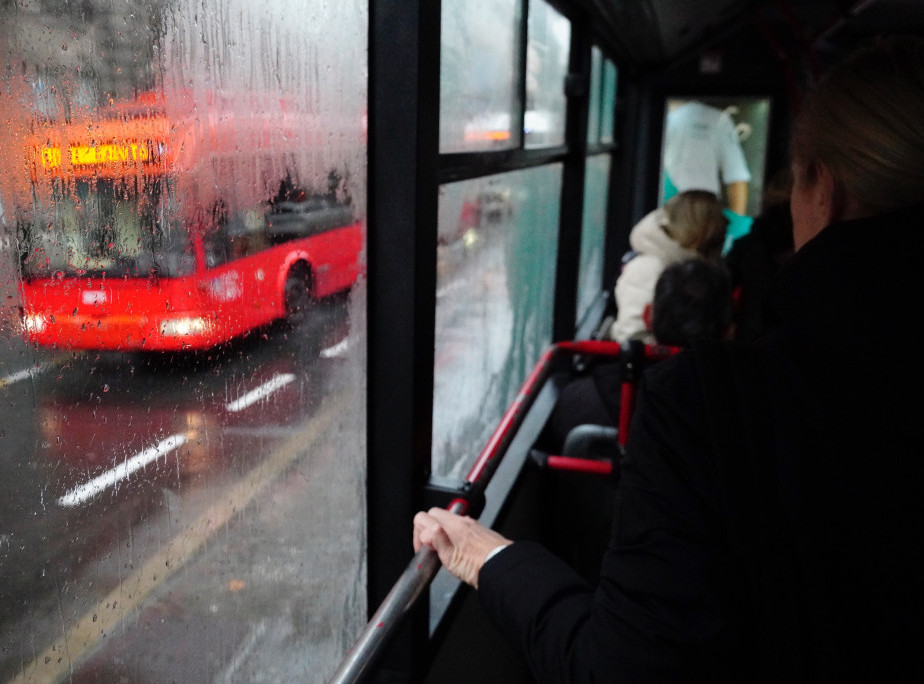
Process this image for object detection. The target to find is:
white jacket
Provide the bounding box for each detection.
[607,208,700,343]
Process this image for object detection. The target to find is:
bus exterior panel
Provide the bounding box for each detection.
[19,220,363,351]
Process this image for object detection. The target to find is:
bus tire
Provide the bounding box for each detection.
[284,264,313,328]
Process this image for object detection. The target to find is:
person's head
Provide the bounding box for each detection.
[789,35,924,249]
[644,258,733,347]
[663,190,728,261]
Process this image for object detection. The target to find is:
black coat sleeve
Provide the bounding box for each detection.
[478,353,744,683]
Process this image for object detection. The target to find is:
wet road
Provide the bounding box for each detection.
[0,292,367,683]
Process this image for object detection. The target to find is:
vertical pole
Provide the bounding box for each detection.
[553,18,590,342]
[367,0,441,680]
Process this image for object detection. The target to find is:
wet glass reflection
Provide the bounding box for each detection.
[0,1,366,680]
[433,167,561,479]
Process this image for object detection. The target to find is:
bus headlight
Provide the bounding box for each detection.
[23,313,47,333]
[160,317,211,337]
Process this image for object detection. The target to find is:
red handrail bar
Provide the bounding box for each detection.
[449,339,650,513]
[462,340,677,490]
[546,455,615,476]
[328,339,677,684]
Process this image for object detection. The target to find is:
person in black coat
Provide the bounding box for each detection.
[413,36,924,682]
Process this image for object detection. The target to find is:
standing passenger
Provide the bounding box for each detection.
[663,99,752,216]
[413,35,924,682]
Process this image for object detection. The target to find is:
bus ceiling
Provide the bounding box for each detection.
[580,0,924,72]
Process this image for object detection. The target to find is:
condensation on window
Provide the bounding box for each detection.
[433,166,561,479]
[0,1,367,682]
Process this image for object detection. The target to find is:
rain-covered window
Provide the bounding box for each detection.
[600,58,618,144]
[524,0,570,149]
[587,47,603,144]
[433,167,560,479]
[440,0,522,153]
[586,47,617,146]
[0,1,367,681]
[576,155,611,321]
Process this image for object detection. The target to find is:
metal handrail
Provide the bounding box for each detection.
[326,527,450,684]
[328,340,677,683]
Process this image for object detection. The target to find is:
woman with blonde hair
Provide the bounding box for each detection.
[607,189,727,343]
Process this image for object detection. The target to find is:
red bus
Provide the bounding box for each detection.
[5,91,363,352]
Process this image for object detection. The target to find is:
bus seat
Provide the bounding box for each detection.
[562,423,619,461]
[538,340,680,480]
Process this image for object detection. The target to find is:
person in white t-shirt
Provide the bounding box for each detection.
[663,100,751,216]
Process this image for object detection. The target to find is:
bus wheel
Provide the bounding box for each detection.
[284,264,313,328]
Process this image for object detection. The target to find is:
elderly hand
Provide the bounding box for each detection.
[412,507,512,588]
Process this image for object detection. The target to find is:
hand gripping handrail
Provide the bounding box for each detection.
[328,340,678,684]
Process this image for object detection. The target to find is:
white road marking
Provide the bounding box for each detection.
[16,392,351,684]
[57,434,188,507]
[1,362,51,387]
[320,337,349,358]
[214,619,268,684]
[225,373,296,412]
[58,372,296,508]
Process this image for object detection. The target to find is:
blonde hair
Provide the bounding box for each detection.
[663,190,728,260]
[790,35,924,214]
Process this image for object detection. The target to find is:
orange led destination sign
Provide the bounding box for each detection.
[39,141,160,169]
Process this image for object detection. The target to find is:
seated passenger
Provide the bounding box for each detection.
[413,36,924,682]
[547,258,733,449]
[606,190,727,344]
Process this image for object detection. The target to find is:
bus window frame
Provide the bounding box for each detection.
[366,1,623,678]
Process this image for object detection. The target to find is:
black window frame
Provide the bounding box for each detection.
[366,1,623,678]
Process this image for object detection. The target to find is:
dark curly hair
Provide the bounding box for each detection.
[652,258,732,346]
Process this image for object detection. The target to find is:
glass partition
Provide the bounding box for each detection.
[433,167,561,479]
[0,1,367,681]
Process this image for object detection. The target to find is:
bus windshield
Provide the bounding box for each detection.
[19,176,192,279]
